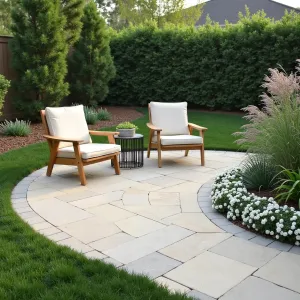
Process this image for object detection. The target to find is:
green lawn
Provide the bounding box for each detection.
[0,108,246,299]
[93,108,247,151]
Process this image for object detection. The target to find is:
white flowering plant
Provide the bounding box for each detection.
[212,168,300,246]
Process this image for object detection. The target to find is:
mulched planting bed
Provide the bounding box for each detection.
[0,106,143,154]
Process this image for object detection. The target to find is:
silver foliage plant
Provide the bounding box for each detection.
[235,60,300,170]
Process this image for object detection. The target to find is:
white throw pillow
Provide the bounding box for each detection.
[45,105,91,148]
[150,102,189,136]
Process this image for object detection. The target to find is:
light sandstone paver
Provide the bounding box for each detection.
[56,190,98,202]
[29,198,92,226]
[165,251,256,298]
[31,221,53,231]
[155,277,190,294]
[220,276,300,300]
[86,204,135,222]
[84,251,107,260]
[149,192,180,206]
[102,257,123,268]
[115,215,166,237]
[180,193,202,213]
[59,217,121,244]
[122,252,181,279]
[163,213,223,233]
[187,290,216,300]
[209,236,279,268]
[70,191,124,209]
[57,237,93,253]
[142,176,187,188]
[255,252,300,293]
[89,232,135,252]
[27,188,66,202]
[103,225,194,264]
[122,189,149,206]
[159,233,231,262]
[38,227,61,237]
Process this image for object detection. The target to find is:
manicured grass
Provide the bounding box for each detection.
[0,143,190,299]
[0,108,246,299]
[93,108,247,151]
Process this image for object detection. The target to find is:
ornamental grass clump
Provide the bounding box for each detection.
[83,106,98,125]
[97,108,111,121]
[0,119,31,136]
[235,60,300,171]
[240,154,277,191]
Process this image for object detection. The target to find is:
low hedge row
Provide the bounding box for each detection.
[212,168,300,246]
[107,10,300,110]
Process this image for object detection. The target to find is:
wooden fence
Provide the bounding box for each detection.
[0,35,19,121]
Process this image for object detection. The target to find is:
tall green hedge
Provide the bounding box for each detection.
[107,10,300,109]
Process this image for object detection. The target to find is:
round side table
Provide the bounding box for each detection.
[112,134,144,169]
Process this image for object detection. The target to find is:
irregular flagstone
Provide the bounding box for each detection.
[220,276,300,300]
[149,192,180,206]
[163,213,223,233]
[29,198,92,226]
[155,277,191,294]
[254,252,300,293]
[115,215,166,237]
[209,236,279,268]
[70,191,124,209]
[57,237,93,253]
[89,232,135,252]
[122,252,181,279]
[12,150,300,299]
[59,217,121,244]
[86,204,135,222]
[84,251,107,260]
[103,225,194,264]
[180,193,202,213]
[27,188,66,202]
[142,176,187,188]
[122,189,149,206]
[159,233,232,262]
[165,251,256,298]
[110,203,181,221]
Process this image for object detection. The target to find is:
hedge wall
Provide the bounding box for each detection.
[107,10,300,110]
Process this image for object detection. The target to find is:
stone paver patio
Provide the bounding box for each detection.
[12,150,300,300]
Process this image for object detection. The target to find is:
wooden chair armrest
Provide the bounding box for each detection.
[89,130,119,136]
[147,123,162,132]
[188,123,208,132]
[43,135,83,143]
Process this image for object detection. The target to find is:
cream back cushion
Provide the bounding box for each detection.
[150,102,189,136]
[45,105,91,149]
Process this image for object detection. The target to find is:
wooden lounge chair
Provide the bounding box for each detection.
[41,105,120,185]
[147,102,207,168]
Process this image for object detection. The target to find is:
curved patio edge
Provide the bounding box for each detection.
[10,150,300,299]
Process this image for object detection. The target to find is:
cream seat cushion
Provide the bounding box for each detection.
[150,102,190,136]
[45,105,91,149]
[57,143,121,160]
[159,135,203,146]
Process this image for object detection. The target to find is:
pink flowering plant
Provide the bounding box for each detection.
[235,60,300,170]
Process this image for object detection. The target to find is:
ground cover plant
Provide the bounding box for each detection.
[212,169,300,246]
[0,144,190,299]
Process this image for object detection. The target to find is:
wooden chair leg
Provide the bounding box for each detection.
[113,154,121,175]
[46,141,59,177]
[185,150,189,157]
[147,130,153,158]
[73,142,86,186]
[201,146,205,166]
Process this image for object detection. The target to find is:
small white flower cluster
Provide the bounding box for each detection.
[211,168,300,246]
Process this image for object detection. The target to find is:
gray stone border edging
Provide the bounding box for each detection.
[197,182,300,255]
